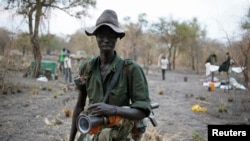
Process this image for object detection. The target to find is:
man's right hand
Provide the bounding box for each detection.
[87,102,117,116]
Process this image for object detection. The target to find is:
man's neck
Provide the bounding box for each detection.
[100,51,115,65]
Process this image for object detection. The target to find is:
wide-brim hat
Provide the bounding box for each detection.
[85,9,125,39]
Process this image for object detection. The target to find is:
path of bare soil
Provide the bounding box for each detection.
[0,65,250,141]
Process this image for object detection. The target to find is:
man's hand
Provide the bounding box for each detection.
[87,103,117,116]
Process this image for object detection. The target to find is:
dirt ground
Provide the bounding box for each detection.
[0,59,250,141]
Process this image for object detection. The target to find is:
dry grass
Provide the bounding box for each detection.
[157,86,164,95]
[63,107,73,117]
[142,124,164,141]
[32,86,39,95]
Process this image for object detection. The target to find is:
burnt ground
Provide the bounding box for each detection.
[0,64,250,141]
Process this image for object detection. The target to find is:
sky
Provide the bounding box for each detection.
[0,0,249,42]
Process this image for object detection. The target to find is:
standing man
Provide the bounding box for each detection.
[219,52,233,82]
[58,48,66,74]
[64,50,72,84]
[160,55,169,80]
[205,54,217,81]
[219,52,232,75]
[69,9,151,141]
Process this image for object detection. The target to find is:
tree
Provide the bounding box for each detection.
[14,32,31,56]
[68,31,98,57]
[140,34,156,74]
[176,18,205,72]
[3,0,96,77]
[150,17,207,71]
[151,17,181,70]
[239,7,250,90]
[0,27,11,55]
[39,34,66,55]
[122,13,148,61]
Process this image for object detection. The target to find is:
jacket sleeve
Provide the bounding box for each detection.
[126,60,151,116]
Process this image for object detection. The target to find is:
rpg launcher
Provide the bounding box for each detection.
[148,102,159,127]
[76,102,160,135]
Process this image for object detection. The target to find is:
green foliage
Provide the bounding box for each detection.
[149,17,206,70]
[39,34,66,52]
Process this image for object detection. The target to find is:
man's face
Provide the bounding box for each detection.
[96,26,118,53]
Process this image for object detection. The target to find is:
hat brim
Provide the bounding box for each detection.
[85,23,125,39]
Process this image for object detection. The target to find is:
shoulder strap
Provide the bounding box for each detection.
[102,60,124,103]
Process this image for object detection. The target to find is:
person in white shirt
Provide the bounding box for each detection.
[205,54,217,76]
[160,55,169,80]
[64,50,72,83]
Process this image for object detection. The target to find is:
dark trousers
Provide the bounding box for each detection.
[162,69,166,80]
[59,61,65,74]
[65,68,72,83]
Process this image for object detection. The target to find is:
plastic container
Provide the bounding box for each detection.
[209,82,215,91]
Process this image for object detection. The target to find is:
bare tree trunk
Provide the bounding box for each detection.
[195,46,200,74]
[191,55,195,71]
[168,45,173,70]
[28,0,42,78]
[22,46,25,56]
[241,42,250,90]
[31,38,42,77]
[172,45,176,70]
[133,42,137,61]
[191,45,195,71]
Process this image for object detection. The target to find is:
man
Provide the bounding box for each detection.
[219,52,233,83]
[64,50,72,83]
[219,52,232,74]
[205,54,217,81]
[58,48,66,74]
[69,9,151,141]
[160,55,168,80]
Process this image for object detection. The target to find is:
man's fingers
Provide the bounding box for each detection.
[89,110,102,116]
[87,103,98,109]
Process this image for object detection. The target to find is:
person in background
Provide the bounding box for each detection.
[69,9,151,141]
[160,55,169,80]
[219,52,232,74]
[58,48,66,74]
[219,52,233,82]
[205,53,217,79]
[64,50,72,83]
